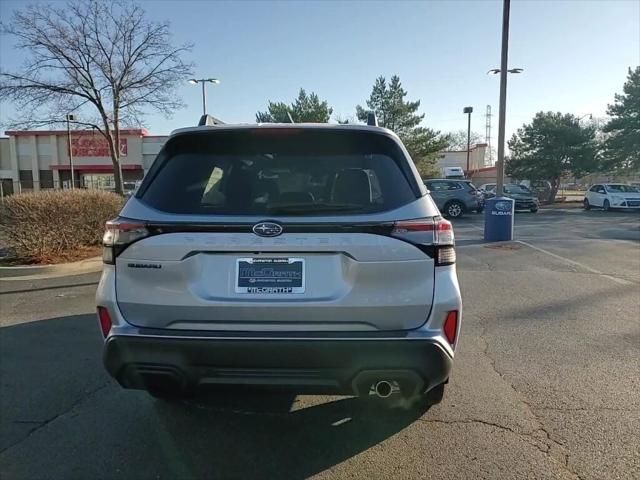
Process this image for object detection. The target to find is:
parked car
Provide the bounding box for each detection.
[96,124,462,406]
[478,183,496,197]
[519,180,553,202]
[123,180,142,198]
[584,183,640,211]
[423,179,484,218]
[484,183,540,212]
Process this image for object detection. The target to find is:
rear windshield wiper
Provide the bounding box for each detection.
[267,202,368,214]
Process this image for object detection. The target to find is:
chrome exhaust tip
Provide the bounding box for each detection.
[374,380,393,398]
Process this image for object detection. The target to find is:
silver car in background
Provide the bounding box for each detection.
[96,124,462,406]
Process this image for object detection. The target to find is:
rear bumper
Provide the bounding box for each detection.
[103,333,453,396]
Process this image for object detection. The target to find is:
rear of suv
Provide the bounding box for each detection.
[423,179,484,218]
[96,124,462,405]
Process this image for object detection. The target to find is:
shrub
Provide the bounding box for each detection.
[0,189,123,263]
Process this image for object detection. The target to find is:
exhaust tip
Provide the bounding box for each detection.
[374,380,393,398]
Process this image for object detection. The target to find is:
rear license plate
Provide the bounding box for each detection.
[236,258,305,294]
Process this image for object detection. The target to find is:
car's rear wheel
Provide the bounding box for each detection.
[583,198,591,210]
[530,207,538,213]
[445,201,464,219]
[603,199,611,211]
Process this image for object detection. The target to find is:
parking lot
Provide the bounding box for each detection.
[1,208,638,479]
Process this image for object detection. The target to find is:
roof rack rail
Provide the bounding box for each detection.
[198,114,225,126]
[367,111,378,127]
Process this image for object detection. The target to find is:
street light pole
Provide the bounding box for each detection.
[495,0,511,198]
[188,78,220,116]
[66,114,76,190]
[201,82,206,116]
[463,106,473,174]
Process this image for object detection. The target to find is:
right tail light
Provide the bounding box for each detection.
[391,217,456,266]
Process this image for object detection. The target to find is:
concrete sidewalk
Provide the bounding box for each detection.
[0,256,102,281]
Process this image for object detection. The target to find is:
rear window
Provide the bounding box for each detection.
[139,129,417,215]
[427,181,463,191]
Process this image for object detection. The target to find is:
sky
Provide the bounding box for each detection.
[0,0,638,144]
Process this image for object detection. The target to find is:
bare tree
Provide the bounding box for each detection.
[444,130,485,151]
[0,0,193,193]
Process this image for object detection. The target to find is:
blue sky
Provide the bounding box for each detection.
[1,0,638,142]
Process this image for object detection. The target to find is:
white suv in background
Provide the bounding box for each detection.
[584,183,640,211]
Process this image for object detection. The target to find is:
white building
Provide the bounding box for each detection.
[436,143,489,176]
[0,129,168,194]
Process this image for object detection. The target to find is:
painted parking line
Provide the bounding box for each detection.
[456,240,635,285]
[515,240,633,286]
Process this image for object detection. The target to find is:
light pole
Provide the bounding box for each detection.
[463,106,473,174]
[188,78,220,115]
[65,114,76,189]
[483,0,522,242]
[577,113,593,124]
[487,60,523,197]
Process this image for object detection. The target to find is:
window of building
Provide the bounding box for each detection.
[39,170,54,189]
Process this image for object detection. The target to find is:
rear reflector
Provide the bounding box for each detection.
[443,310,458,344]
[97,307,112,338]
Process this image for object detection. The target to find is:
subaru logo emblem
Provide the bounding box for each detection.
[252,222,283,237]
[495,201,511,212]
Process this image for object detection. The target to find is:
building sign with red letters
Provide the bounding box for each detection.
[70,137,128,157]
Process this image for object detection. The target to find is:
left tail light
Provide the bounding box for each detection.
[97,307,112,338]
[102,218,150,264]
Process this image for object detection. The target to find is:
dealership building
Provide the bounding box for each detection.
[0,129,168,194]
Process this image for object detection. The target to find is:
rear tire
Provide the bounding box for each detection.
[603,199,611,211]
[583,198,591,210]
[530,208,538,213]
[445,201,464,219]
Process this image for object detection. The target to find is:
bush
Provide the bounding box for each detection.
[0,189,123,263]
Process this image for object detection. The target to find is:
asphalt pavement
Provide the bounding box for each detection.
[1,208,639,479]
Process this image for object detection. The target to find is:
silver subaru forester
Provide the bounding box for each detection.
[96,123,462,405]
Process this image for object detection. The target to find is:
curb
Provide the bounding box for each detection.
[0,256,103,281]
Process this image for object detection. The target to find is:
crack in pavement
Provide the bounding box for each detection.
[475,324,586,480]
[1,382,111,455]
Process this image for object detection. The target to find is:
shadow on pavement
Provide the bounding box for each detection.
[1,314,428,479]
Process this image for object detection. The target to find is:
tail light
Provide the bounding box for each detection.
[391,217,456,266]
[102,218,150,264]
[97,307,112,338]
[443,310,458,344]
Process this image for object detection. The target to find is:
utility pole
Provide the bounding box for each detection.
[66,114,76,189]
[495,0,511,198]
